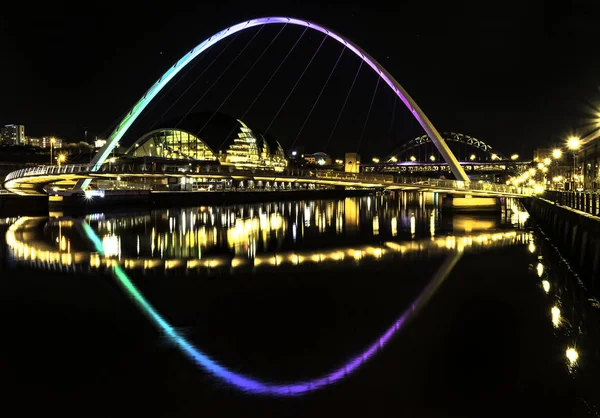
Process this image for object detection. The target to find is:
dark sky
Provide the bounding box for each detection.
[2,0,600,158]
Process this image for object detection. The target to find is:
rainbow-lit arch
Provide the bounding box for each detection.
[76,17,468,190]
[80,221,461,395]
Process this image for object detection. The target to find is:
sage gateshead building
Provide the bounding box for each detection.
[123,112,287,172]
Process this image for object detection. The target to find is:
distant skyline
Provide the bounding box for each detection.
[2,0,600,158]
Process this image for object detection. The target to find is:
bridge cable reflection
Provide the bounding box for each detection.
[81,221,461,395]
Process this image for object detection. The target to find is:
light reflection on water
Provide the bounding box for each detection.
[1,193,543,398]
[5,194,528,275]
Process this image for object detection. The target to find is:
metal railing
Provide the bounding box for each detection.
[544,190,600,216]
[4,163,531,196]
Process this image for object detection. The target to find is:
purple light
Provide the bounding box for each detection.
[83,222,461,396]
[83,16,468,187]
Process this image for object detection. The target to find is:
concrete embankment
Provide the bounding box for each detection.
[525,197,599,295]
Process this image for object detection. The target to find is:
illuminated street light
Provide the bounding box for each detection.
[537,162,545,170]
[542,166,548,173]
[510,154,519,160]
[372,157,380,163]
[470,154,476,161]
[56,153,67,167]
[409,156,416,162]
[529,168,536,176]
[552,148,562,159]
[317,158,326,166]
[491,153,498,160]
[429,155,436,162]
[567,136,581,189]
[567,136,581,150]
[50,137,56,165]
[390,156,398,163]
[543,157,551,166]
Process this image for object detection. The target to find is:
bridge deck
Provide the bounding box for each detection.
[3,164,531,197]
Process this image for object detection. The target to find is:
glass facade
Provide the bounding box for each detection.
[128,129,217,161]
[127,120,288,171]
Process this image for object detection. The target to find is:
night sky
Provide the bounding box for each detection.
[2,0,600,158]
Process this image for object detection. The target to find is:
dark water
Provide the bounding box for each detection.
[0,193,599,417]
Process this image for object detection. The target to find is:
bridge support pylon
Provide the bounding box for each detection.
[441,194,501,213]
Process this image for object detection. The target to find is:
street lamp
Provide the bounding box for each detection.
[552,149,562,160]
[57,153,67,167]
[510,154,519,160]
[372,157,380,163]
[491,153,498,160]
[409,156,416,162]
[429,155,436,162]
[543,157,551,166]
[390,156,398,163]
[567,136,581,190]
[567,136,581,150]
[50,137,56,164]
[470,154,476,161]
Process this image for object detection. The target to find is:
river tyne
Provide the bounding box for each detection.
[0,192,599,417]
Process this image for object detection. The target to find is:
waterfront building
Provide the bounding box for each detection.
[28,136,62,149]
[345,152,361,173]
[578,137,600,190]
[303,152,332,166]
[1,124,26,145]
[125,112,287,172]
[533,148,552,162]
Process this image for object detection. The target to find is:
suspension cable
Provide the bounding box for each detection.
[290,44,346,149]
[262,34,328,139]
[194,24,288,141]
[218,27,309,150]
[324,59,363,151]
[143,33,242,133]
[356,75,380,151]
[175,27,265,129]
[387,96,397,146]
[137,49,209,129]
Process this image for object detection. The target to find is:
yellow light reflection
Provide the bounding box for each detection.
[536,262,544,278]
[551,306,561,328]
[566,347,579,364]
[372,215,379,236]
[542,280,550,294]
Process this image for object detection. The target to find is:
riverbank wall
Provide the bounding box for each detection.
[525,197,600,295]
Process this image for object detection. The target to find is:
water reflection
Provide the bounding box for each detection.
[7,216,528,274]
[2,194,534,397]
[528,225,600,395]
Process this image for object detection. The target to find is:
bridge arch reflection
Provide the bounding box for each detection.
[5,216,527,395]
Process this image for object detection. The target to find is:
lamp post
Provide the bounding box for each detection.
[50,137,56,165]
[551,148,563,190]
[567,136,581,190]
[57,153,67,167]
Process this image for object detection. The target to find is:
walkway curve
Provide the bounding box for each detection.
[77,16,469,190]
[81,221,462,395]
